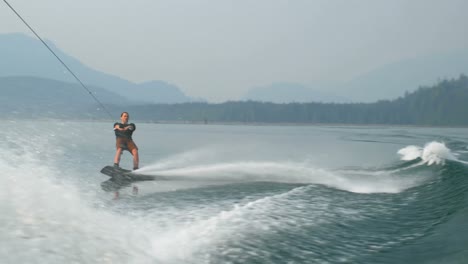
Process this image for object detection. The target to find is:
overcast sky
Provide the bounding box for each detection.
[1,0,467,101]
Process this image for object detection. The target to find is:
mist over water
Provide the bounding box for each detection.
[2,121,468,263]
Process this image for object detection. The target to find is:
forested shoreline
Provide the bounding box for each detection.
[124,75,468,126]
[3,75,468,126]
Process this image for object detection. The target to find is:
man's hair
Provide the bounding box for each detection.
[121,112,129,117]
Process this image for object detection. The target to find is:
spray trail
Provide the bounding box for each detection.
[137,157,422,194]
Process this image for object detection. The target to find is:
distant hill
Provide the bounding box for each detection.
[242,82,349,103]
[241,51,468,104]
[339,50,468,102]
[0,76,129,118]
[0,33,195,104]
[0,75,128,104]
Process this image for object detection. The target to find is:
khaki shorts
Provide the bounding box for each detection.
[116,137,138,152]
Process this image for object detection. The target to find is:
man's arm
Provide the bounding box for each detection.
[114,124,133,131]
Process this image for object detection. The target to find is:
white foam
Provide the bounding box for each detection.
[150,185,320,262]
[398,141,456,165]
[0,121,156,262]
[421,141,456,165]
[398,145,423,161]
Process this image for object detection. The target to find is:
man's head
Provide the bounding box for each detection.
[120,112,129,124]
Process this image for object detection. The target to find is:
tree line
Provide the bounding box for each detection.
[121,75,468,126]
[3,74,467,126]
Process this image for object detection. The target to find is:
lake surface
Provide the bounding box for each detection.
[2,120,468,263]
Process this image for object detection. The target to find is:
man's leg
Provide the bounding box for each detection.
[130,147,139,195]
[131,149,139,170]
[114,148,123,167]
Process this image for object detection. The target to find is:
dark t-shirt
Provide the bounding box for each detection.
[114,122,136,139]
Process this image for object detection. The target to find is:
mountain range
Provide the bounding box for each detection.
[241,51,468,103]
[1,33,467,104]
[338,50,468,102]
[0,33,193,104]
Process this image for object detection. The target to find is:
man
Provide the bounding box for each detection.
[113,112,139,170]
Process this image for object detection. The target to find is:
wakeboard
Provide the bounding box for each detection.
[100,165,164,181]
[100,165,163,192]
[99,165,185,192]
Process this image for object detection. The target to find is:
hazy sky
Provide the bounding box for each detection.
[1,0,468,101]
